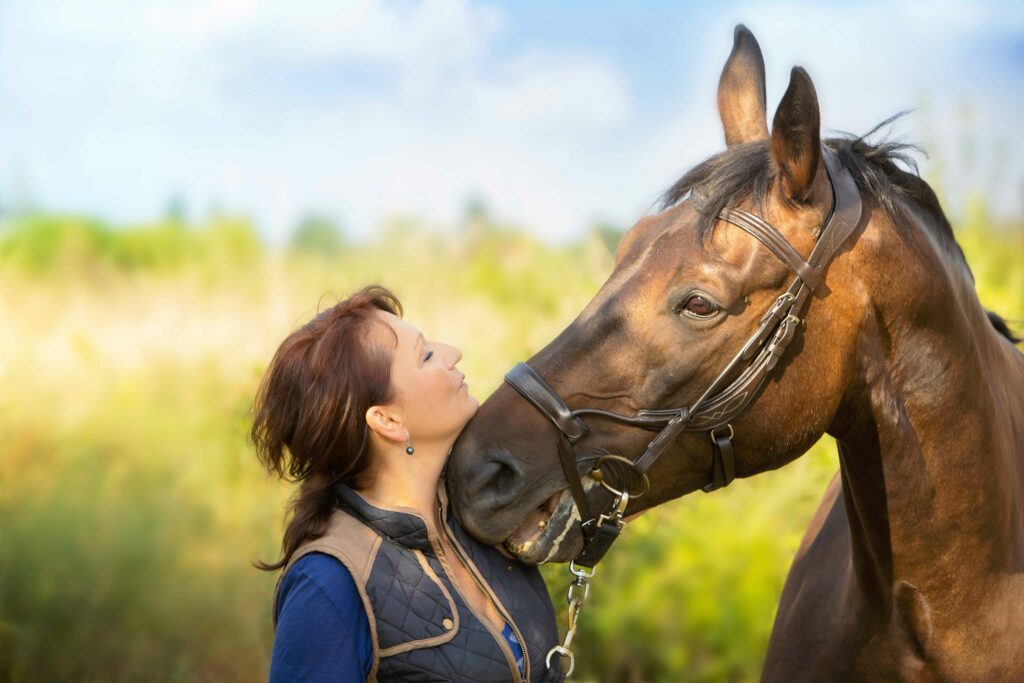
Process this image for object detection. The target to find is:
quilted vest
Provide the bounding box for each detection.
[275,478,565,683]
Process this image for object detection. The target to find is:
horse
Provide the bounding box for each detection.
[446,25,1024,682]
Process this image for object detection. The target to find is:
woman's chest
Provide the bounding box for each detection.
[439,544,506,631]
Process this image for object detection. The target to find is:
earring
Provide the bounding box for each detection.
[404,429,414,456]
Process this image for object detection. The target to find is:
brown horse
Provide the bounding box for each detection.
[447,25,1024,682]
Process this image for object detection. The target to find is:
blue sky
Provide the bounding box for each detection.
[0,0,1021,242]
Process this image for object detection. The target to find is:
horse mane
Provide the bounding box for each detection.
[659,113,1020,344]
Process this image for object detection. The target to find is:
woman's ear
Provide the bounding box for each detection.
[365,405,405,444]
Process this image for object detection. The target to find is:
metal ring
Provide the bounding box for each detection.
[709,424,734,441]
[546,645,576,677]
[590,454,651,498]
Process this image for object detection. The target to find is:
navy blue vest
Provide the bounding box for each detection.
[278,480,564,682]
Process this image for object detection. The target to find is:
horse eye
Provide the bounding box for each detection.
[681,295,719,317]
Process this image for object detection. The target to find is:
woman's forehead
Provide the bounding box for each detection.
[373,310,419,348]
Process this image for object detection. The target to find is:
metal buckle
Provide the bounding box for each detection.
[742,292,797,361]
[759,292,795,325]
[594,492,629,530]
[768,315,801,354]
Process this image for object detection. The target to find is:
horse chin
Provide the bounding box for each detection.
[503,489,583,565]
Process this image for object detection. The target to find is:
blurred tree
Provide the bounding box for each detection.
[463,193,491,224]
[163,193,188,224]
[460,194,497,247]
[289,213,345,258]
[590,220,626,256]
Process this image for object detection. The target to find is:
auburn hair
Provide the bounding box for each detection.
[251,285,402,571]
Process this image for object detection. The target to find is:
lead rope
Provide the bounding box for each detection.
[545,490,628,679]
[544,561,592,678]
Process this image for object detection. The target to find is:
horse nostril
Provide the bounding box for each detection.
[471,450,525,510]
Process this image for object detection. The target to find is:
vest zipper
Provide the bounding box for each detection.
[435,505,529,683]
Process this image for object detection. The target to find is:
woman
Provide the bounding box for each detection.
[251,285,562,683]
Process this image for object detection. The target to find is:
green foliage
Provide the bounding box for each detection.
[0,202,1019,682]
[288,214,345,258]
[0,213,264,276]
[955,196,1024,329]
[590,221,626,256]
[0,361,281,682]
[0,214,117,272]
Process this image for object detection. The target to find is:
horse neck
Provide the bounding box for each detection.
[832,197,1024,613]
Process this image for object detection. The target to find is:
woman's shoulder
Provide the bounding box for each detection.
[271,553,374,682]
[276,551,369,626]
[288,551,354,579]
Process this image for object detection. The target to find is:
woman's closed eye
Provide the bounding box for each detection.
[422,349,434,364]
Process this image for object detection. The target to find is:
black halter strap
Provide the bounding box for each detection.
[504,146,863,568]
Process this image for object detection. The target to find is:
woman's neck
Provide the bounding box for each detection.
[360,439,453,530]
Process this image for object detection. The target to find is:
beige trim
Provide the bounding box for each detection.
[379,549,460,657]
[436,480,529,682]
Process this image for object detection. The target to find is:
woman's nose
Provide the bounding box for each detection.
[443,343,463,368]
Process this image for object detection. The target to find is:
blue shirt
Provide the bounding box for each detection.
[270,553,373,682]
[502,621,526,677]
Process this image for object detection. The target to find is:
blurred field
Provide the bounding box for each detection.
[0,199,1020,682]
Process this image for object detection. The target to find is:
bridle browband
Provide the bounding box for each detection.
[504,146,864,569]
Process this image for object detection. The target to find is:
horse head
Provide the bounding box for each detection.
[447,25,1018,569]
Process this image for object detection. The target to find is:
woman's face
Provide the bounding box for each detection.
[376,310,479,446]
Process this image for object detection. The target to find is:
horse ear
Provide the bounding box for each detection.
[770,67,821,202]
[717,24,769,146]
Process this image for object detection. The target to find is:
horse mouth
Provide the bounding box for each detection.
[503,489,581,564]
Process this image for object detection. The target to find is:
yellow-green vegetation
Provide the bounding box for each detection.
[0,202,1020,682]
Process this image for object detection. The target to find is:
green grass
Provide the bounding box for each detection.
[0,208,1019,682]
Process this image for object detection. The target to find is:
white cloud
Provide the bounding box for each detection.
[15,0,505,106]
[0,0,637,241]
[476,51,632,133]
[0,0,1020,241]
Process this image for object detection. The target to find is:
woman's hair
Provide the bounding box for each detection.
[251,285,402,571]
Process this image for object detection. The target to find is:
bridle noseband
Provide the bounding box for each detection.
[504,146,863,570]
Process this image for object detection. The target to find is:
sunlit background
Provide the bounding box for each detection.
[1,1,1021,681]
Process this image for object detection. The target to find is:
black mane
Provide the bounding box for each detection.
[660,113,925,239]
[658,113,1020,344]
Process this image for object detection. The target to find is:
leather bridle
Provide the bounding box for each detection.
[504,146,863,569]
